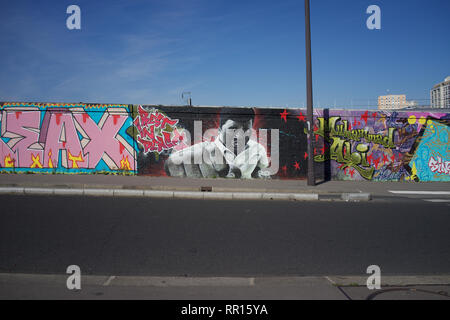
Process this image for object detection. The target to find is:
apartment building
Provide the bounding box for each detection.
[378,94,408,110]
[431,76,450,108]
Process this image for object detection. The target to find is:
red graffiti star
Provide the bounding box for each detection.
[361,111,369,124]
[280,109,289,123]
[296,112,306,122]
[293,161,300,170]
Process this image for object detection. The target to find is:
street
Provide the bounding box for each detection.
[1,194,449,277]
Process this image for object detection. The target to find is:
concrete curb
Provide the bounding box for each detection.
[53,188,84,196]
[0,187,370,202]
[341,193,372,201]
[143,190,173,198]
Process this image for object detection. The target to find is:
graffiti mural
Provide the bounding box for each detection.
[133,106,449,181]
[133,105,310,179]
[133,106,187,154]
[1,102,448,181]
[408,119,449,181]
[312,110,450,181]
[163,108,272,179]
[0,103,137,174]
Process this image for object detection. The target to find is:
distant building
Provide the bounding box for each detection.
[378,94,408,110]
[431,76,450,108]
[405,100,418,108]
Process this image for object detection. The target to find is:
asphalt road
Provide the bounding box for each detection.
[0,195,449,277]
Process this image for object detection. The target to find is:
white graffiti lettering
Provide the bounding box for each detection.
[428,156,450,175]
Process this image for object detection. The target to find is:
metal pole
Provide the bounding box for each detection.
[305,0,315,186]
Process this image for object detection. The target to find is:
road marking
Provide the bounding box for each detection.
[324,276,336,285]
[423,199,450,203]
[103,275,116,286]
[388,190,450,195]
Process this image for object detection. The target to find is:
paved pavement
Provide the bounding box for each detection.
[0,273,449,300]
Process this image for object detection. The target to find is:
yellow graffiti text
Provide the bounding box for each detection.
[31,154,43,168]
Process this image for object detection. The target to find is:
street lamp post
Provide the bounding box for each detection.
[305,0,315,186]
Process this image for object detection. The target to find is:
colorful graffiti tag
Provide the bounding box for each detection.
[408,119,449,181]
[312,110,450,181]
[133,106,187,154]
[0,103,137,173]
[313,116,395,179]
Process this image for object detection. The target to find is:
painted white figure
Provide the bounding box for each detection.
[165,109,270,179]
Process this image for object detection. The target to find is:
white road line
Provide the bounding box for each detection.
[102,275,116,286]
[389,190,450,195]
[324,276,336,285]
[423,199,450,203]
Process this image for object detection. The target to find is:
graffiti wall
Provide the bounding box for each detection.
[0,102,137,174]
[132,105,308,179]
[313,110,449,181]
[1,102,448,181]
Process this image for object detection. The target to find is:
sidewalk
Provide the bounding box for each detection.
[0,173,448,200]
[0,273,448,300]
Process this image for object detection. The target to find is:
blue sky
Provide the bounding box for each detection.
[0,0,449,108]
